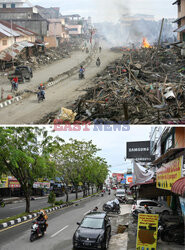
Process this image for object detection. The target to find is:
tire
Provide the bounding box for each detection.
[162,210,170,215]
[30,233,36,242]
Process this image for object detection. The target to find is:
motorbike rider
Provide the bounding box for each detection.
[144,204,151,213]
[92,206,98,212]
[96,57,101,66]
[12,76,18,90]
[36,209,48,236]
[108,189,111,195]
[79,65,85,78]
[38,84,45,99]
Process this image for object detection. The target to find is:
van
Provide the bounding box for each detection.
[115,189,126,203]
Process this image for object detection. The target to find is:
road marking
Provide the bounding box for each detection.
[96,202,101,207]
[10,206,24,209]
[84,210,91,215]
[50,225,69,238]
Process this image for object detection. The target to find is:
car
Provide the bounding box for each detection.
[115,189,126,203]
[131,199,172,215]
[73,212,111,249]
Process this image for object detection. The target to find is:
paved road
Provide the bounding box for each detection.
[0,193,116,250]
[0,192,84,220]
[0,49,121,124]
[0,51,88,95]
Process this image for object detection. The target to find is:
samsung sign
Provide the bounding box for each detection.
[127,141,155,162]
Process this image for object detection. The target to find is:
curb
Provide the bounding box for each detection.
[0,193,100,230]
[0,52,94,109]
[0,204,68,230]
[0,96,22,108]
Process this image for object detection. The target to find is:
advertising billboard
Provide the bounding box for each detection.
[127,141,155,162]
[156,156,183,190]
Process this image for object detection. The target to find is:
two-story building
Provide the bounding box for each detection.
[173,0,185,41]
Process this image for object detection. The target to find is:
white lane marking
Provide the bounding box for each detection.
[10,206,24,209]
[96,202,101,207]
[84,210,91,215]
[50,225,69,238]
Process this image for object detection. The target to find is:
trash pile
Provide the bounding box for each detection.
[72,47,185,124]
[11,37,84,71]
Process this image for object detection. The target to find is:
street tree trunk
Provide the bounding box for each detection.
[75,186,78,200]
[65,190,69,203]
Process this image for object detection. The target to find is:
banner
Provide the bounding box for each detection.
[133,161,154,184]
[156,156,183,190]
[136,213,159,250]
[0,176,8,188]
[33,182,50,189]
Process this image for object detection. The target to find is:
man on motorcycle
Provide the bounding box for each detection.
[96,57,101,66]
[12,77,18,90]
[36,210,48,236]
[79,66,85,79]
[38,84,45,99]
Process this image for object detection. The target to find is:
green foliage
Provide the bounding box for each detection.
[55,200,64,206]
[48,191,56,206]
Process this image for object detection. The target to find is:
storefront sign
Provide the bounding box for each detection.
[8,176,21,188]
[33,182,50,189]
[127,141,155,162]
[0,176,8,188]
[156,156,183,190]
[136,213,159,250]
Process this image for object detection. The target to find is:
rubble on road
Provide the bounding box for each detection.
[71,46,185,124]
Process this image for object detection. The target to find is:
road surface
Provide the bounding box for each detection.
[0,192,117,250]
[0,49,121,124]
[0,192,84,220]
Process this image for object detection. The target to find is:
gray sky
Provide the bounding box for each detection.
[31,0,177,22]
[47,125,152,174]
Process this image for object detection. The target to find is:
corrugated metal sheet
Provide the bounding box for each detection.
[0,23,20,37]
[0,41,34,61]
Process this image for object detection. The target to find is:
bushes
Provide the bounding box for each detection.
[55,200,64,206]
[48,191,56,207]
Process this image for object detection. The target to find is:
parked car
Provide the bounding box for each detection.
[73,212,111,249]
[131,199,172,215]
[8,66,33,83]
[115,189,126,203]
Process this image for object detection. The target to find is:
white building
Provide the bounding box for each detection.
[0,0,32,8]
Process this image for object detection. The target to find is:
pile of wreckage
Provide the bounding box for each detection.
[72,46,185,124]
[1,37,83,72]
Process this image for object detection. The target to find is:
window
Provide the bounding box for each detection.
[69,28,78,31]
[2,4,6,8]
[140,201,158,206]
[11,3,15,8]
[2,40,7,46]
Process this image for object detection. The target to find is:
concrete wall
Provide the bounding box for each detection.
[48,19,62,37]
[44,36,57,48]
[67,24,82,35]
[0,37,12,51]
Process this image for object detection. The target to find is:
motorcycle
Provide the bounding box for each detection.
[0,198,5,208]
[96,60,101,67]
[30,220,46,242]
[132,206,151,220]
[79,72,85,79]
[37,91,45,103]
[103,202,120,214]
[11,81,18,92]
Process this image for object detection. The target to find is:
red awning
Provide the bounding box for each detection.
[129,178,155,189]
[171,177,185,197]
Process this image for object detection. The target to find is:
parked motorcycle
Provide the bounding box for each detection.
[0,198,5,207]
[158,216,184,245]
[103,201,120,214]
[132,206,152,220]
[30,220,46,242]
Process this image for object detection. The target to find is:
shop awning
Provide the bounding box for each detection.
[152,148,185,165]
[171,177,185,197]
[130,178,155,189]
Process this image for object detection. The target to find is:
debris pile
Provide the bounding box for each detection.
[72,47,185,124]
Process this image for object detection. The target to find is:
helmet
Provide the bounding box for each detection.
[40,84,43,86]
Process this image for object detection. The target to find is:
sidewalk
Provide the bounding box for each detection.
[109,204,132,250]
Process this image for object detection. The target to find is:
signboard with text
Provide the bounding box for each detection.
[136,213,159,250]
[127,141,155,162]
[156,156,183,190]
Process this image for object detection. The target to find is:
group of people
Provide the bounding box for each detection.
[36,209,48,236]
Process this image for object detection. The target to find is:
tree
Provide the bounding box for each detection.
[48,191,56,207]
[0,127,62,213]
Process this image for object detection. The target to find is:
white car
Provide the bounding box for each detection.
[131,199,172,215]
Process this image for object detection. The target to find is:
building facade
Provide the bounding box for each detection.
[173,0,185,41]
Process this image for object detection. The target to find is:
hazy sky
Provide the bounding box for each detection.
[47,125,152,174]
[31,0,177,22]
